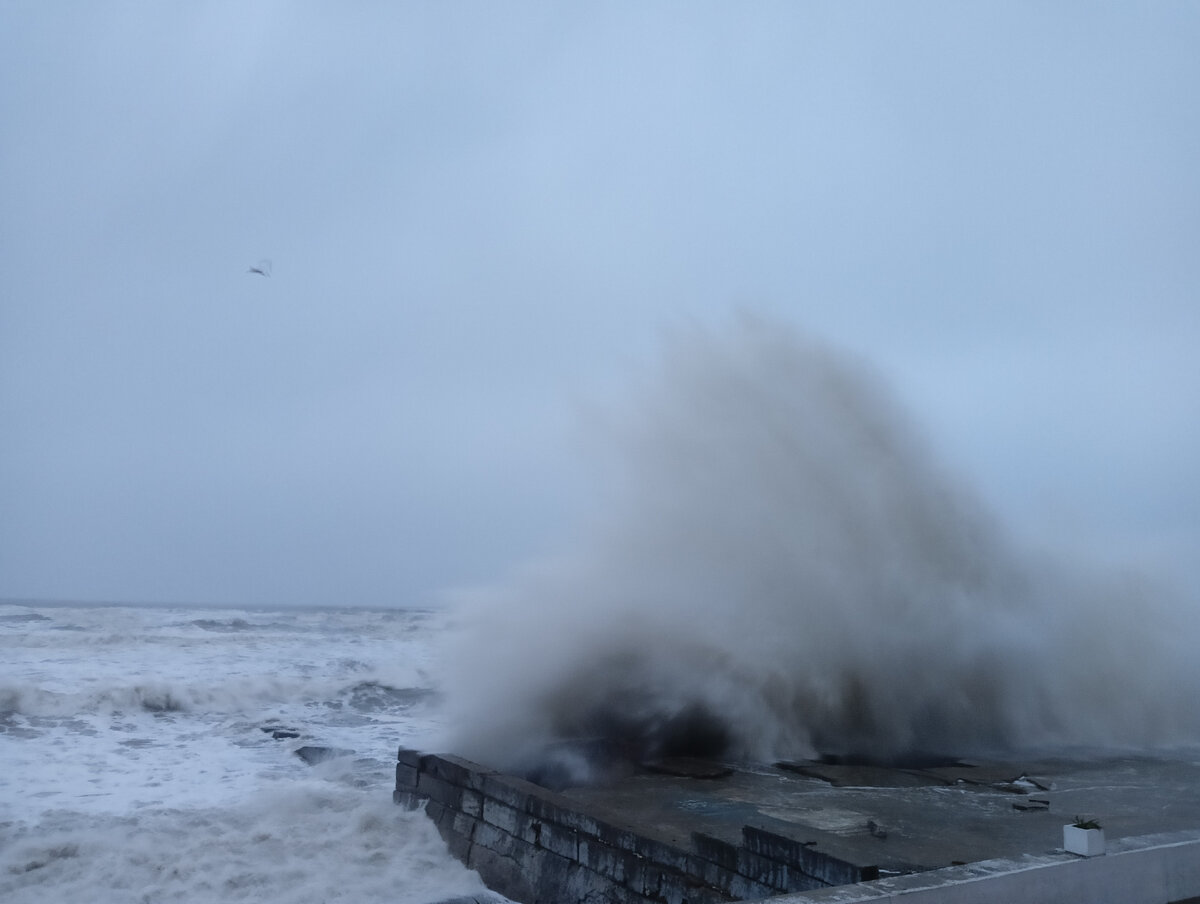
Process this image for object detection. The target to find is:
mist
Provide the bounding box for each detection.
[439,315,1199,773]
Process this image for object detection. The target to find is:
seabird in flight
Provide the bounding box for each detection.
[247,259,272,277]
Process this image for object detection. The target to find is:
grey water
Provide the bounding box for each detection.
[0,602,489,904]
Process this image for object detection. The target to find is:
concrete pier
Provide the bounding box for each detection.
[395,747,1200,904]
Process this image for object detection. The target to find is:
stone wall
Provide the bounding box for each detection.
[395,748,876,904]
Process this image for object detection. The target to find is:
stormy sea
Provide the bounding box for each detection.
[5,318,1197,902]
[0,602,488,904]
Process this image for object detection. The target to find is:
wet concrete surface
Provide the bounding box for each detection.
[556,750,1200,877]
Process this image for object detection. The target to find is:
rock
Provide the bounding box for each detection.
[1012,798,1050,811]
[642,757,734,779]
[294,745,355,765]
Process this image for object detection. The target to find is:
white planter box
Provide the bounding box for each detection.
[1063,824,1106,857]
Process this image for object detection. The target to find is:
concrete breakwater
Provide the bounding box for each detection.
[397,747,1200,904]
[394,748,875,904]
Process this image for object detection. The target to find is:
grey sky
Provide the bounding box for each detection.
[2,2,1198,607]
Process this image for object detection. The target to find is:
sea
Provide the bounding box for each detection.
[0,600,495,904]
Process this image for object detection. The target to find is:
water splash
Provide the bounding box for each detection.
[440,315,1198,774]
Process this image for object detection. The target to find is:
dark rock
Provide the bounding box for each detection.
[1012,798,1050,811]
[641,757,734,779]
[272,730,301,739]
[295,745,355,765]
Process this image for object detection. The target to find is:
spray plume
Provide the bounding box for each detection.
[438,315,1198,776]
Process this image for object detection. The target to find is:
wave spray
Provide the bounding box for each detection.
[440,315,1198,775]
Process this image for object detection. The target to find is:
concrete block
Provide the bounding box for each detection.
[424,799,447,825]
[691,856,736,896]
[591,818,647,856]
[628,854,657,899]
[418,772,464,809]
[475,774,528,811]
[535,821,579,860]
[448,806,480,845]
[691,832,740,873]
[441,824,474,864]
[480,797,522,836]
[743,825,876,886]
[504,803,570,853]
[656,873,690,904]
[735,846,789,891]
[655,867,724,904]
[515,813,545,849]
[467,843,537,904]
[578,836,637,885]
[425,754,493,790]
[620,843,655,890]
[547,805,607,841]
[396,762,419,790]
[725,870,780,902]
[460,788,483,819]
[741,824,791,861]
[639,861,719,903]
[481,771,564,812]
[393,789,422,809]
[563,864,640,904]
[631,834,694,873]
[528,849,586,904]
[469,819,599,904]
[532,791,592,834]
[472,821,516,858]
[784,864,833,893]
[397,747,423,769]
[538,802,639,857]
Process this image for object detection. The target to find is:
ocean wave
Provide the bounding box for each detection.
[0,678,307,718]
[340,681,437,713]
[0,784,489,904]
[0,674,439,720]
[442,317,1200,770]
[0,612,53,625]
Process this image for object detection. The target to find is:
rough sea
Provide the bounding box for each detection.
[0,601,492,904]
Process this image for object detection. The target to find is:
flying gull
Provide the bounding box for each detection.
[247,259,272,277]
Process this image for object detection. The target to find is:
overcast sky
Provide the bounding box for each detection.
[2,2,1198,608]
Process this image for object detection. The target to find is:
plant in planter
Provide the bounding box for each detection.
[1063,816,1105,856]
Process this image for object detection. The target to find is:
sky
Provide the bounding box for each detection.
[2,2,1198,608]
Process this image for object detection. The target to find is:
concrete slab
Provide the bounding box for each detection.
[556,750,1200,877]
[401,746,1200,903]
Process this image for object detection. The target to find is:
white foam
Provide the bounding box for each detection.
[0,603,478,902]
[0,783,488,904]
